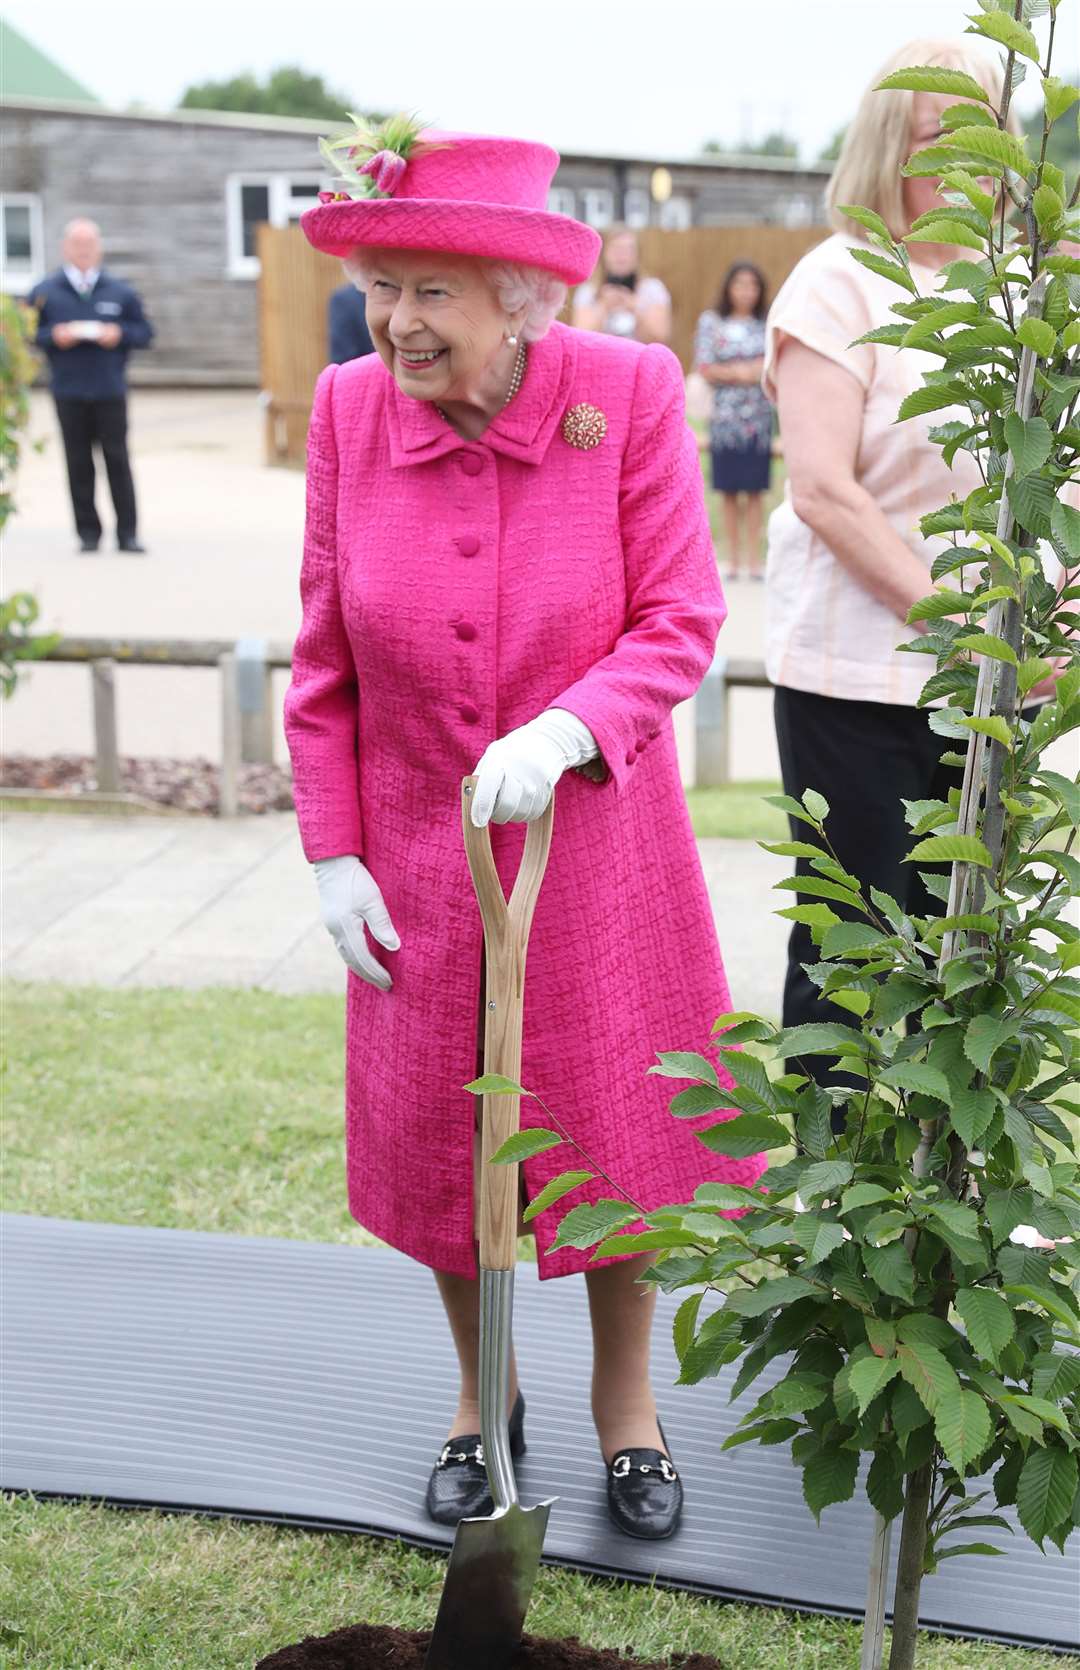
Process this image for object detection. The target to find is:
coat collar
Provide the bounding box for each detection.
[384,322,578,469]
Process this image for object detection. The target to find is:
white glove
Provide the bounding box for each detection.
[313,856,400,991]
[471,708,598,827]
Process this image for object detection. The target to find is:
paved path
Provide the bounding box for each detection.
[3,390,778,780]
[1,813,790,1017]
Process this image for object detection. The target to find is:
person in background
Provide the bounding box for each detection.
[694,262,772,581]
[572,224,671,344]
[30,219,153,555]
[327,280,375,364]
[761,38,1037,1073]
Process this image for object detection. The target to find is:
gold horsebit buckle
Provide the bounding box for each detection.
[611,1454,678,1482]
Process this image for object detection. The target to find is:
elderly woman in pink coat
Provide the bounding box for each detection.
[285,115,761,1541]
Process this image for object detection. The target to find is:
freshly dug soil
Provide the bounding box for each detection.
[0,753,294,815]
[256,1623,726,1670]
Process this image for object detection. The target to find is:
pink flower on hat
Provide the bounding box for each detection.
[358,149,408,196]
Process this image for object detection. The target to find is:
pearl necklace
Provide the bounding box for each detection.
[435,340,527,428]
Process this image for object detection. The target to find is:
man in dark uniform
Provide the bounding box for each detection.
[31,219,154,554]
[327,281,375,364]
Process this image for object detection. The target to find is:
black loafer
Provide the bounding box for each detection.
[117,540,147,554]
[79,539,100,553]
[425,1391,526,1526]
[606,1422,683,1540]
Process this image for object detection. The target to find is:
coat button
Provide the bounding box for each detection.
[625,748,636,766]
[457,534,480,557]
[648,727,660,739]
[455,622,477,642]
[460,702,480,724]
[460,452,483,477]
[635,738,647,753]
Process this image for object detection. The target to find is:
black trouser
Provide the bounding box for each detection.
[773,686,959,1089]
[54,396,138,545]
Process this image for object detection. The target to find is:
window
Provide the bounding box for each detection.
[658,195,692,230]
[624,188,650,229]
[582,188,615,229]
[1,194,44,295]
[547,187,577,217]
[225,175,325,278]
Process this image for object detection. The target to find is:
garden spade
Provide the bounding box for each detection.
[424,778,557,1670]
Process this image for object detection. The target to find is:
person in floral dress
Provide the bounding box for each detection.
[694,263,772,580]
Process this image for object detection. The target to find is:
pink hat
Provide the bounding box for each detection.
[300,119,601,286]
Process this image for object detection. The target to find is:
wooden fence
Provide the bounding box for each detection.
[257,223,827,467]
[7,638,767,813]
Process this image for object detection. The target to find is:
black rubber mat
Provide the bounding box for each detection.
[3,1214,1077,1651]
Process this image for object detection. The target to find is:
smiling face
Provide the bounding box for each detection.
[362,249,518,405]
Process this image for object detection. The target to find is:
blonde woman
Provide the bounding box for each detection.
[762,39,1022,1073]
[573,225,672,345]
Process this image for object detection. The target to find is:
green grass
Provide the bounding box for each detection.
[687,782,786,842]
[2,1496,1070,1670]
[3,983,1076,1670]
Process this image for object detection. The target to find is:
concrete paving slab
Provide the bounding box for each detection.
[1,812,788,1018]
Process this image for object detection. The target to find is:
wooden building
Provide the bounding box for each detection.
[2,95,831,385]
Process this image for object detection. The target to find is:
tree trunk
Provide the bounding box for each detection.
[888,1463,934,1670]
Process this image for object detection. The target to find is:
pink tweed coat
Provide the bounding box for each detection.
[284,321,764,1279]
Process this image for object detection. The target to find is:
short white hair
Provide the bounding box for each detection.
[343,249,567,342]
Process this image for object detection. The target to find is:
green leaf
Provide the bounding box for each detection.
[669,1084,732,1119]
[867,1450,906,1522]
[1043,76,1080,125]
[768,1373,832,1415]
[697,1113,789,1157]
[1003,412,1054,479]
[939,123,1032,175]
[1016,317,1058,358]
[847,246,918,293]
[1033,182,1064,238]
[775,903,842,929]
[1031,1351,1080,1403]
[905,833,994,866]
[800,1160,855,1204]
[865,1241,916,1302]
[940,170,997,221]
[522,1169,594,1222]
[649,1051,720,1087]
[726,1275,818,1317]
[865,1317,897,1356]
[955,1286,1014,1365]
[1017,657,1052,696]
[694,1181,764,1211]
[837,204,893,240]
[467,1073,527,1096]
[1007,471,1056,536]
[965,1014,1018,1072]
[906,220,987,252]
[900,301,982,345]
[549,1199,639,1251]
[802,1445,860,1522]
[774,875,863,905]
[897,1340,961,1414]
[897,383,971,421]
[875,974,933,1027]
[1049,500,1080,563]
[802,788,830,822]
[792,1216,847,1266]
[850,1355,902,1415]
[594,1227,701,1258]
[955,632,1019,667]
[1016,1447,1078,1548]
[876,66,991,101]
[771,1022,867,1057]
[880,1061,952,1103]
[949,1086,998,1148]
[841,1183,896,1214]
[896,1314,956,1351]
[935,1387,993,1475]
[957,714,1014,748]
[672,1292,703,1364]
[964,11,1041,64]
[489,1128,564,1164]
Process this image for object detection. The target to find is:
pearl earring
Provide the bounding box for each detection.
[507,333,519,347]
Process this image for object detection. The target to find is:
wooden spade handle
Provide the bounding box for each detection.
[461,778,555,1272]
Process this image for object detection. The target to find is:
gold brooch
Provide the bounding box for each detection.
[562,403,607,450]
